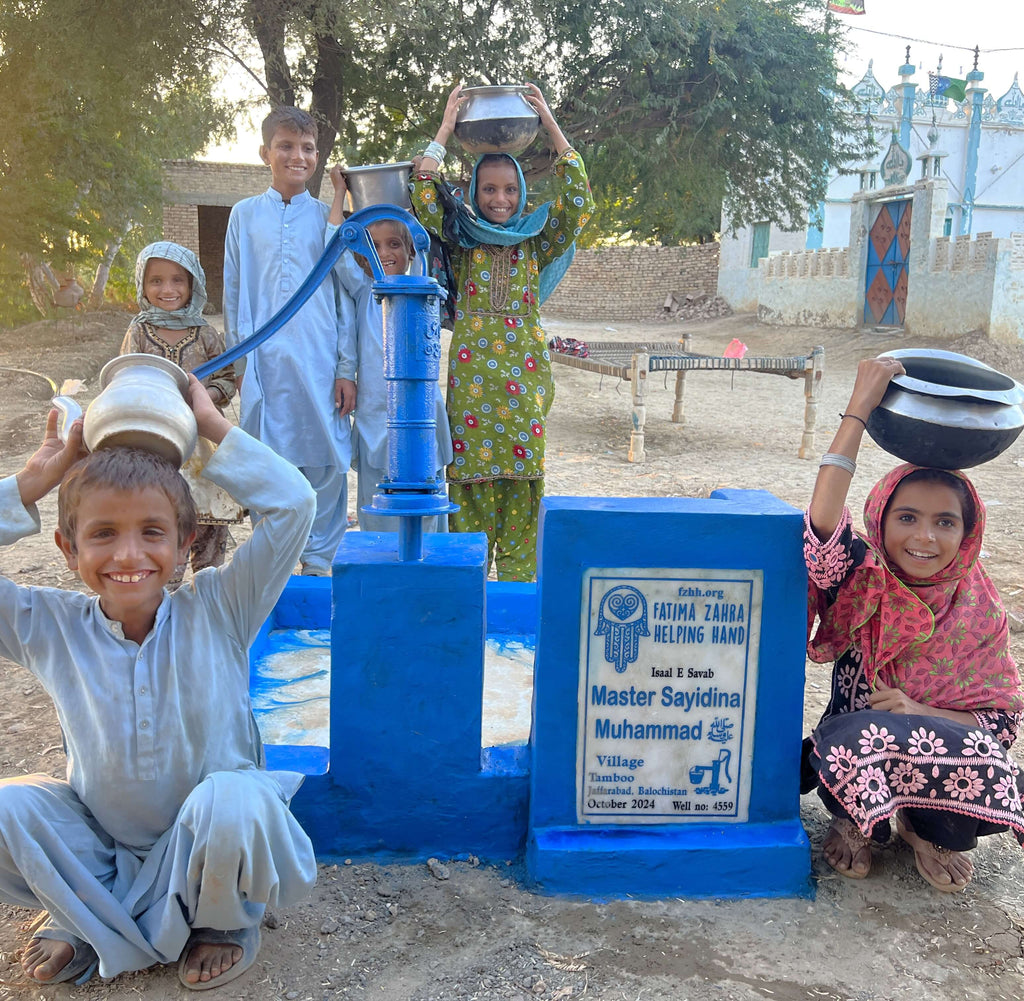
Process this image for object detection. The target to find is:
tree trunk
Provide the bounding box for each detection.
[90,228,128,308]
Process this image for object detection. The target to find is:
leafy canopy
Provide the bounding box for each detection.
[233,0,859,244]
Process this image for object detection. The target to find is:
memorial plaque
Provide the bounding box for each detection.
[576,568,762,824]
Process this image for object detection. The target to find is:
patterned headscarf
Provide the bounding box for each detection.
[133,241,207,330]
[808,463,1022,713]
[443,154,576,303]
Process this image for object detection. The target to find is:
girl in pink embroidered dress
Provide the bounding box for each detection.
[803,356,1023,892]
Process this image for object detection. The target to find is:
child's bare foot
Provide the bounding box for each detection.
[180,940,243,986]
[822,818,873,878]
[178,926,260,990]
[896,811,973,892]
[22,937,75,982]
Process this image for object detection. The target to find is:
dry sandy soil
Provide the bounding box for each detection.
[0,308,1023,1000]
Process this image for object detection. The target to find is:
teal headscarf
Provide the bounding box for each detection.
[133,241,207,330]
[448,154,576,303]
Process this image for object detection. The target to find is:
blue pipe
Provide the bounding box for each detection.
[192,225,349,381]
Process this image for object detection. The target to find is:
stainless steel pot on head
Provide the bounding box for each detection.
[867,348,1024,469]
[454,85,540,154]
[83,354,198,467]
[343,162,414,211]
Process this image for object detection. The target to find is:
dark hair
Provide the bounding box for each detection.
[886,468,977,536]
[58,447,197,550]
[477,153,517,172]
[261,106,318,146]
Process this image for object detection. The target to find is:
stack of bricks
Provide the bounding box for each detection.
[543,243,720,321]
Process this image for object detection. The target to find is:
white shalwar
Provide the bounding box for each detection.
[0,429,318,979]
[224,187,357,568]
[332,250,454,533]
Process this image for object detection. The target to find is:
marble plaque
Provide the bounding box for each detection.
[576,568,762,824]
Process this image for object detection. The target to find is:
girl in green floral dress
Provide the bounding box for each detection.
[411,83,594,580]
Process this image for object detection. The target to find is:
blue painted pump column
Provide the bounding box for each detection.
[338,206,456,560]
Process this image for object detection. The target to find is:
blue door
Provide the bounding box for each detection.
[864,200,912,326]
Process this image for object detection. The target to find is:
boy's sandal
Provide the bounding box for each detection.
[23,913,98,985]
[822,817,873,879]
[177,925,261,991]
[896,811,972,893]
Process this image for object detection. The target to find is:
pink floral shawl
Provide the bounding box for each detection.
[806,464,1022,713]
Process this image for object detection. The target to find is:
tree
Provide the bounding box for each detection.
[227,0,859,244]
[0,0,235,322]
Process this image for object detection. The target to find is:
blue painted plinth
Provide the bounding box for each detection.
[290,532,529,862]
[528,491,812,898]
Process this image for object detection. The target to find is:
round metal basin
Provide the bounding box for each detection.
[454,85,540,154]
[344,162,413,211]
[866,349,1024,469]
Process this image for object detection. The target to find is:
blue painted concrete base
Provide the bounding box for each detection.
[527,822,811,898]
[290,531,529,862]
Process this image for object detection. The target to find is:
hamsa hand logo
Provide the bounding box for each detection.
[594,585,649,673]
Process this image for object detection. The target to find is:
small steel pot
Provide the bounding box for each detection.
[454,85,540,154]
[867,349,1024,469]
[84,354,197,466]
[344,162,414,211]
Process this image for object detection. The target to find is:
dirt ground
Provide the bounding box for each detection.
[1,308,1024,1000]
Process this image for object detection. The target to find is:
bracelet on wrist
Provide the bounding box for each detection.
[820,452,857,476]
[423,140,447,166]
[839,412,868,429]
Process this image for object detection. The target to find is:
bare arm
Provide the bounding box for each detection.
[869,680,980,725]
[15,411,87,508]
[524,83,570,155]
[807,356,905,541]
[328,165,347,225]
[420,85,464,171]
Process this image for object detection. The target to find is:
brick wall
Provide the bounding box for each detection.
[543,243,721,320]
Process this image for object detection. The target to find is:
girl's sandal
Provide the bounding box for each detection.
[822,818,873,879]
[896,811,972,893]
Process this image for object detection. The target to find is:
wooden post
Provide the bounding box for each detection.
[628,352,649,462]
[799,346,825,460]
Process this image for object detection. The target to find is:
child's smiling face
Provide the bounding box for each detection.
[261,127,318,198]
[56,485,193,633]
[368,222,412,276]
[882,479,965,579]
[475,161,520,224]
[144,258,191,312]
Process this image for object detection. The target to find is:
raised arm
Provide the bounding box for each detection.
[807,356,905,541]
[524,83,570,155]
[419,85,464,172]
[15,410,86,509]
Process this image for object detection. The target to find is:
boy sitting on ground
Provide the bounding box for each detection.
[0,377,318,989]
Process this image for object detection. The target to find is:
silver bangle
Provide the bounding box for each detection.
[423,141,446,166]
[820,452,856,475]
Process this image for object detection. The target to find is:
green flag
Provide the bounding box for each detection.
[929,73,968,103]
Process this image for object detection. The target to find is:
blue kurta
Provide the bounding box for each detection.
[0,429,318,977]
[224,188,356,470]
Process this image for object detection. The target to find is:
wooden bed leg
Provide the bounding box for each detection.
[628,352,649,462]
[672,331,691,424]
[672,370,686,424]
[799,346,825,460]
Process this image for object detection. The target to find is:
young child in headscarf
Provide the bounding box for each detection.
[802,355,1024,892]
[120,242,240,582]
[410,83,594,581]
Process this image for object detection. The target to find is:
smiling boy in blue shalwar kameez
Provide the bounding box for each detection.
[0,379,317,989]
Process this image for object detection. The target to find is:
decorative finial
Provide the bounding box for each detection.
[937,53,943,74]
[973,46,980,71]
[906,46,911,64]
[928,114,939,147]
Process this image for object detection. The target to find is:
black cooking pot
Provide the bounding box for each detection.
[866,349,1024,469]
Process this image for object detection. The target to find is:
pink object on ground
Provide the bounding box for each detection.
[723,339,748,359]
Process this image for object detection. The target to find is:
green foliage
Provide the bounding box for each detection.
[0,0,236,322]
[232,0,860,244]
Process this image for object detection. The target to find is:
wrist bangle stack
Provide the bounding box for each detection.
[820,452,857,475]
[423,141,446,166]
[839,412,869,429]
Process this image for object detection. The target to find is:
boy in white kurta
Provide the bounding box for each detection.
[224,106,358,575]
[0,379,317,988]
